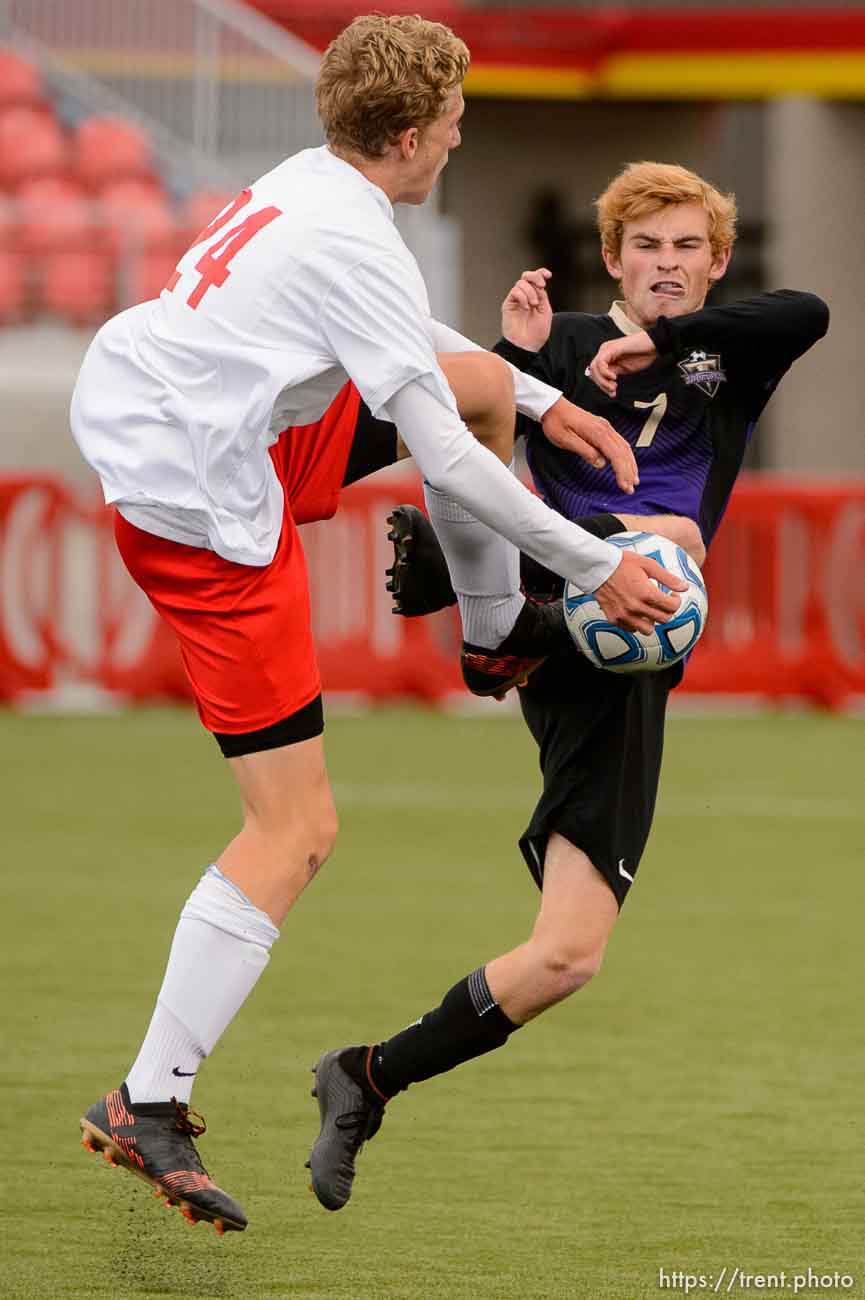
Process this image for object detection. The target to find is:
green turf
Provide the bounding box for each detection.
[2,706,863,1300]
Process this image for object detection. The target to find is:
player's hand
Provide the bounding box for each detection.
[501,267,553,352]
[541,397,639,494]
[593,549,687,634]
[587,331,659,397]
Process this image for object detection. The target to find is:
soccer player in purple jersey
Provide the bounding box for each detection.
[305,162,829,1211]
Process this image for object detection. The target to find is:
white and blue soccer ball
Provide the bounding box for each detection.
[564,531,708,673]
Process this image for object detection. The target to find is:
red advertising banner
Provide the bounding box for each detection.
[0,474,862,710]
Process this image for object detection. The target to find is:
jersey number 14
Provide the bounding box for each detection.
[165,189,282,309]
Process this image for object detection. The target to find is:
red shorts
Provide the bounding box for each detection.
[115,381,361,742]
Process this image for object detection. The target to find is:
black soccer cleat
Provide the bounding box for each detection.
[385,505,456,616]
[306,1047,386,1212]
[461,596,568,698]
[80,1083,247,1235]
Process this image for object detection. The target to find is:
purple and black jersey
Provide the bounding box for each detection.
[495,290,829,548]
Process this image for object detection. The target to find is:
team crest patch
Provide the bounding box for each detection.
[678,349,726,397]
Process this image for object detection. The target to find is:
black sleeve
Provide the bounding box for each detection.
[576,511,626,539]
[494,338,557,445]
[495,332,574,445]
[493,336,558,387]
[646,290,829,384]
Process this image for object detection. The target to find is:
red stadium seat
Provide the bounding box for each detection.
[0,196,18,248]
[0,106,67,189]
[179,190,237,244]
[0,48,44,111]
[38,249,114,324]
[125,248,181,306]
[17,177,94,254]
[74,116,154,191]
[100,179,177,257]
[0,250,26,322]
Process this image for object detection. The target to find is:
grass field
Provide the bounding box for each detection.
[3,706,863,1300]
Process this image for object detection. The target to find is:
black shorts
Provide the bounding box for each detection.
[342,403,399,486]
[518,646,682,907]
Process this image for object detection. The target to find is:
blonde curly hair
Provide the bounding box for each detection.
[316,14,469,160]
[596,162,737,258]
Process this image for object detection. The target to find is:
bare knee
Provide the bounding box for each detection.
[673,517,706,567]
[466,350,514,418]
[277,788,338,878]
[617,512,706,567]
[533,936,607,1003]
[437,350,515,461]
[659,514,705,567]
[238,774,338,881]
[309,801,339,874]
[468,352,515,451]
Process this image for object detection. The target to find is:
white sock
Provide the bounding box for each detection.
[424,474,524,649]
[125,865,279,1104]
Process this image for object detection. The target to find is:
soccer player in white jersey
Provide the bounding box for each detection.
[72,14,683,1233]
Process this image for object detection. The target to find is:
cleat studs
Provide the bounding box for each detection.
[81,1137,96,1153]
[214,1220,226,1237]
[304,1159,311,1169]
[310,1087,318,1098]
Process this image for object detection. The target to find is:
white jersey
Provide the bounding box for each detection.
[71,145,621,592]
[71,147,447,563]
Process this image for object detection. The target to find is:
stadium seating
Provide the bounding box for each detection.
[17,178,94,254]
[0,106,67,189]
[99,179,177,256]
[0,46,239,327]
[125,250,181,306]
[179,190,236,244]
[73,116,154,191]
[0,250,26,323]
[0,48,44,111]
[39,250,114,325]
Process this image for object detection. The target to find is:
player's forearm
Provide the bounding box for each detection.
[429,318,562,422]
[385,378,620,592]
[647,290,829,371]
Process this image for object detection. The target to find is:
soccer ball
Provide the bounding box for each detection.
[564,531,708,673]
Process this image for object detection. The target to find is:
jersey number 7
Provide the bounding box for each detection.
[165,189,282,309]
[634,392,668,448]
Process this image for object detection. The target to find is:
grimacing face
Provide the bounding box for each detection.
[602,201,731,329]
[397,85,464,204]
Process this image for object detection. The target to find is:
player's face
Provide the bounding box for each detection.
[397,87,464,204]
[603,203,731,328]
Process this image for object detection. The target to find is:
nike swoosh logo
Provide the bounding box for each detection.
[171,1067,196,1077]
[618,858,634,883]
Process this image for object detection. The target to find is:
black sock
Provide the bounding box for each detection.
[347,967,519,1100]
